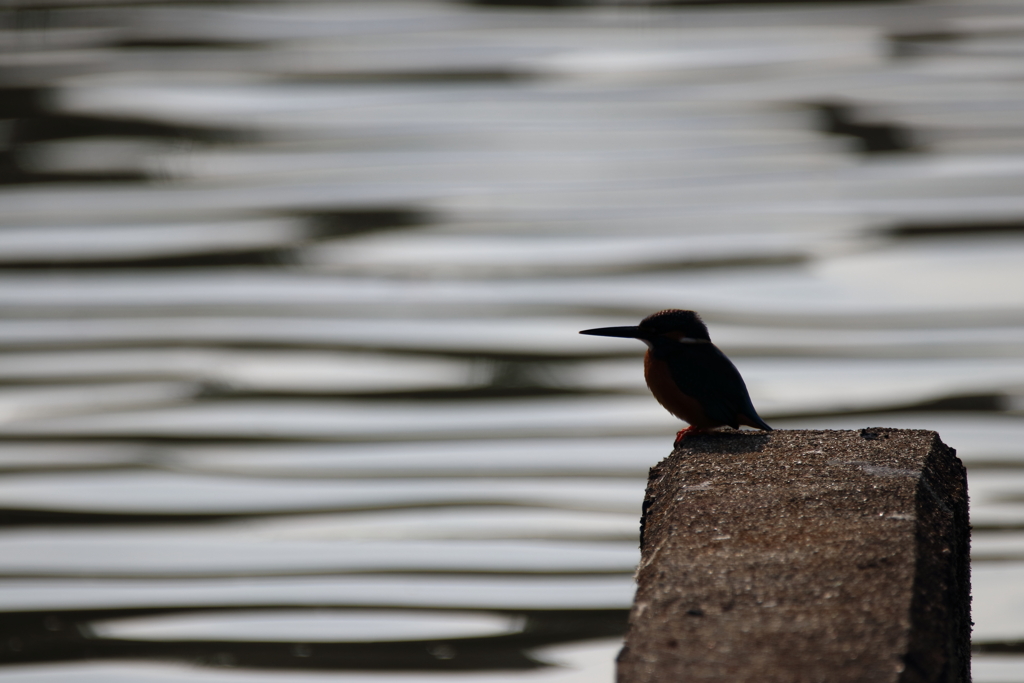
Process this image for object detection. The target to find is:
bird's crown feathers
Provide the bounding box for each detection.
[639,309,710,341]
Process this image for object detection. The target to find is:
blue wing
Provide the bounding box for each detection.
[654,339,771,430]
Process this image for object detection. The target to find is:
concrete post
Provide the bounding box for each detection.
[617,428,970,683]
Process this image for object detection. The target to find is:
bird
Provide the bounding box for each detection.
[580,309,771,445]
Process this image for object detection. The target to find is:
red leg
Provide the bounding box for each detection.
[674,426,705,447]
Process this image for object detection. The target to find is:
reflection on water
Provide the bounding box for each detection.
[86,609,527,643]
[4,0,1024,680]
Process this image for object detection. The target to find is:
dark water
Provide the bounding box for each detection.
[3,1,1024,681]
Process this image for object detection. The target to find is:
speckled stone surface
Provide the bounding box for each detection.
[617,428,970,683]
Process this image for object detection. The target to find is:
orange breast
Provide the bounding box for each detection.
[643,350,716,429]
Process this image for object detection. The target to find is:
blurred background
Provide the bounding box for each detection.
[2,0,1024,680]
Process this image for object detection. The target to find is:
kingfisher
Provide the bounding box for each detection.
[580,309,771,445]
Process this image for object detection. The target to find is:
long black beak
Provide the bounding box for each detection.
[579,325,645,339]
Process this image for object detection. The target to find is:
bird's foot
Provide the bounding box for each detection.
[673,426,707,447]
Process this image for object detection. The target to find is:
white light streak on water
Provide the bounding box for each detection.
[86,609,523,643]
[0,575,636,613]
[0,471,648,515]
[0,532,641,576]
[0,396,679,440]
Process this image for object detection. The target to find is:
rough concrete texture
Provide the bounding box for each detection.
[617,428,970,683]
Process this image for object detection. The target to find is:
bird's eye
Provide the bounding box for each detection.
[664,331,703,343]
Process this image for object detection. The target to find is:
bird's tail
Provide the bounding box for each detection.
[742,413,773,431]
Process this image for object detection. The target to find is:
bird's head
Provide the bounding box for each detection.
[579,309,711,344]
